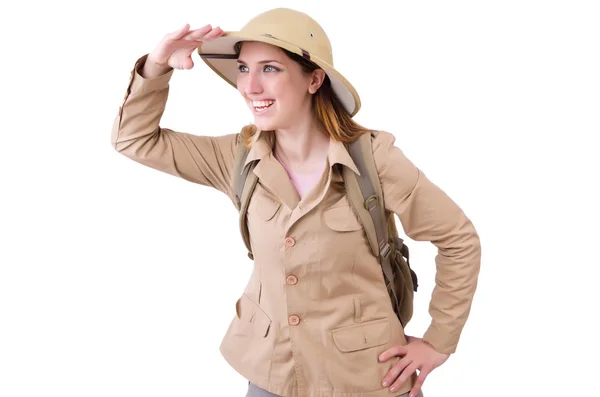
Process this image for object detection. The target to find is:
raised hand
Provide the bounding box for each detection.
[142,24,224,78]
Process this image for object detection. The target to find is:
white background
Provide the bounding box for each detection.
[1,1,599,396]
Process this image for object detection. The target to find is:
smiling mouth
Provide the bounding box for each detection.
[252,100,274,114]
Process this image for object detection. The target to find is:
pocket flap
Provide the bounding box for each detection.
[251,194,281,221]
[332,318,390,352]
[236,293,272,338]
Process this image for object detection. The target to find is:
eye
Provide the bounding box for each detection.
[237,64,248,73]
[264,65,279,72]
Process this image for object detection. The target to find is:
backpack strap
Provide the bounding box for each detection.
[343,132,400,310]
[232,135,259,260]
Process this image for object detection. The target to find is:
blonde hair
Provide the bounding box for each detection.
[234,42,373,148]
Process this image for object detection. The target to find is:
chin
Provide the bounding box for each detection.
[254,118,280,131]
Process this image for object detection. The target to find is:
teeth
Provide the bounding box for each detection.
[253,100,274,108]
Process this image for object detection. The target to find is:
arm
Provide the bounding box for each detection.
[373,130,482,355]
[111,53,239,201]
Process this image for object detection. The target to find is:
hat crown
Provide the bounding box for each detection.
[240,8,333,64]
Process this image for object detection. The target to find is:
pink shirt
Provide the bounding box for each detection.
[274,151,324,199]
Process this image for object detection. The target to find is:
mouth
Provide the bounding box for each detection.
[252,100,275,115]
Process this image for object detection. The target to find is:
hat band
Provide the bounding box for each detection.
[200,53,238,59]
[201,49,311,62]
[199,31,314,63]
[258,33,310,61]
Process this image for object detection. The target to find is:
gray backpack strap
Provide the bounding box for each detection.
[344,133,390,259]
[232,135,259,260]
[343,132,399,310]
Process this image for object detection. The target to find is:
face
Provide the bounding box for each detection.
[236,41,325,131]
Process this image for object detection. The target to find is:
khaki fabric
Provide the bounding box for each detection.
[111,54,482,397]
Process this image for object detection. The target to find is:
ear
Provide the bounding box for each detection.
[308,69,326,94]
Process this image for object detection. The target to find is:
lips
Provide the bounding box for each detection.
[252,100,275,114]
[253,100,274,108]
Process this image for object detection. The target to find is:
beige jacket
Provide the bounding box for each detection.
[111,54,482,397]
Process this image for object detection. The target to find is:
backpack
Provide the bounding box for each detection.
[231,132,419,327]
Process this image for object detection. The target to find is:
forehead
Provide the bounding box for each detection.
[238,41,286,61]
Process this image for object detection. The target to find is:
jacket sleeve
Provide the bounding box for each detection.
[372,130,482,355]
[111,53,239,201]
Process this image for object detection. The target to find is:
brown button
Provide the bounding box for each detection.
[288,315,300,325]
[286,275,298,285]
[285,237,296,247]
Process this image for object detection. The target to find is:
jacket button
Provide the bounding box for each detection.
[288,315,300,325]
[286,275,298,285]
[285,237,296,247]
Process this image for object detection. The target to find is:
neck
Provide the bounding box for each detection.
[273,116,329,172]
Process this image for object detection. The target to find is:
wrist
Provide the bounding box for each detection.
[142,55,173,78]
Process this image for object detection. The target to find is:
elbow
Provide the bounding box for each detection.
[444,217,482,270]
[470,222,482,261]
[459,217,481,262]
[111,134,130,156]
[110,112,127,154]
[461,222,482,278]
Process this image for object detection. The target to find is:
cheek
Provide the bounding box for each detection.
[273,83,305,109]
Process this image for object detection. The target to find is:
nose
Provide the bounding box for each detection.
[240,71,263,97]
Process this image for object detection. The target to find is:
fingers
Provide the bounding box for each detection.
[167,23,191,40]
[389,361,418,393]
[379,345,408,362]
[381,356,412,388]
[167,23,219,44]
[163,25,222,57]
[409,368,431,397]
[183,24,215,40]
[198,26,224,42]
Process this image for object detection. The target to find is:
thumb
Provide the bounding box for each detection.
[180,52,195,70]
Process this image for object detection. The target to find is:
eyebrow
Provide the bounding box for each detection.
[236,59,284,65]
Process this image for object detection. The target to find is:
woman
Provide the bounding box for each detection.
[111,7,481,397]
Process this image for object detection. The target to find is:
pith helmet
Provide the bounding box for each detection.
[198,7,361,117]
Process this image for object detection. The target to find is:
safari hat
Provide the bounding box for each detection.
[198,7,361,117]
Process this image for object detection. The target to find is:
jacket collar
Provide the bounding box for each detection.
[244,129,361,175]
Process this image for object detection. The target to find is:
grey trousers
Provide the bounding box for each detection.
[246,382,424,397]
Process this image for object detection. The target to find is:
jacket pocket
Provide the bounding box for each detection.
[233,293,271,338]
[327,317,395,391]
[323,196,363,232]
[219,293,274,382]
[331,317,390,352]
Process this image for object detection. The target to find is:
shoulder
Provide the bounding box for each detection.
[369,130,405,168]
[369,130,420,190]
[370,129,395,143]
[208,132,242,157]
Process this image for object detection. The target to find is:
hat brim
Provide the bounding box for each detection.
[197,32,361,117]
